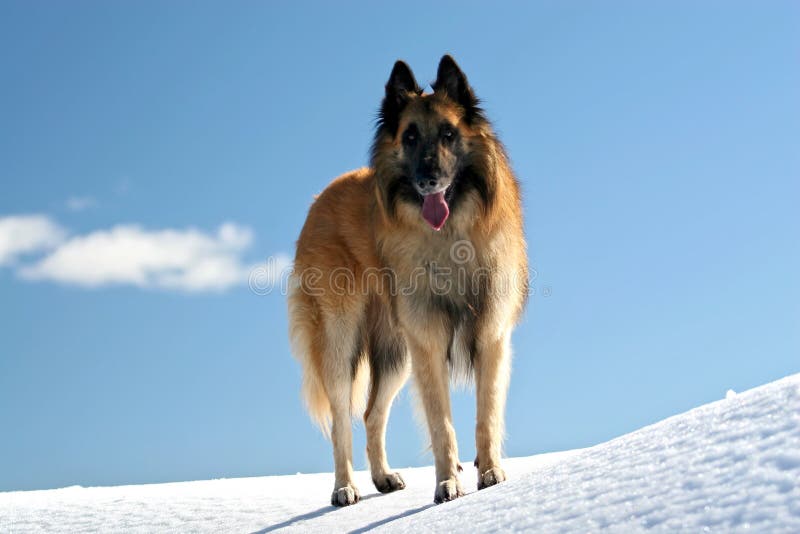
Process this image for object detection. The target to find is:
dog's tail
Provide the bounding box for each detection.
[287,275,368,438]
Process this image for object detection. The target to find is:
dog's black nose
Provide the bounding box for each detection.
[415,175,442,195]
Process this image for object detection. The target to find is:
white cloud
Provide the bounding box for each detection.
[0,215,66,266]
[13,220,288,293]
[66,196,96,212]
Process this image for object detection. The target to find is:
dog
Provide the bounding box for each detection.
[288,55,527,506]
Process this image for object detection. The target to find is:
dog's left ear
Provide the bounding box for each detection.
[379,60,421,135]
[432,55,481,122]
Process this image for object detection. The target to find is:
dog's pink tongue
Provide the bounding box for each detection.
[422,191,450,231]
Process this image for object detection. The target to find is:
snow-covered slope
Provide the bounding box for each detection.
[2,374,799,533]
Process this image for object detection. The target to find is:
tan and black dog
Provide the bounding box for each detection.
[288,55,528,506]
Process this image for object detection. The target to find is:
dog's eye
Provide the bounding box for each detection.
[441,126,456,142]
[402,126,418,146]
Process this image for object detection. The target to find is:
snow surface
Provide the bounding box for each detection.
[2,373,798,533]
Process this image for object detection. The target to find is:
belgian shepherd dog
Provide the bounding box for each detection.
[288,55,527,506]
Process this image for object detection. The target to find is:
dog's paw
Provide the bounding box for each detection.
[477,466,506,490]
[433,477,464,504]
[373,471,406,494]
[330,484,360,507]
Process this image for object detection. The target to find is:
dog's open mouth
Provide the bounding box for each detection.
[421,191,449,231]
[420,183,455,231]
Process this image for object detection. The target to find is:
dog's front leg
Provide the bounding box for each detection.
[473,330,512,490]
[407,334,463,503]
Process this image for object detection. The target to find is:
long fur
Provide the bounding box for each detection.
[288,55,527,506]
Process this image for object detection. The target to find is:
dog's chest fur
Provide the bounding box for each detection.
[381,230,486,308]
[377,229,490,379]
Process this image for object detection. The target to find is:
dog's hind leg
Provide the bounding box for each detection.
[364,342,409,493]
[474,330,512,490]
[321,313,363,507]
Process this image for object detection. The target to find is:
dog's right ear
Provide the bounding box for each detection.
[379,60,421,135]
[433,55,481,123]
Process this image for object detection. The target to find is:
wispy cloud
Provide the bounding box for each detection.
[0,215,67,266]
[1,214,288,293]
[65,196,96,212]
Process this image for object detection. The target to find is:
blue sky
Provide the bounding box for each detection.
[1,1,798,492]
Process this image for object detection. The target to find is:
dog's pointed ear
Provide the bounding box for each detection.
[380,60,421,135]
[387,60,420,97]
[432,55,481,121]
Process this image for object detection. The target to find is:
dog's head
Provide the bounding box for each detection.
[372,55,494,231]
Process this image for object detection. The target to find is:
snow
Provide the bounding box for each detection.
[2,374,799,533]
